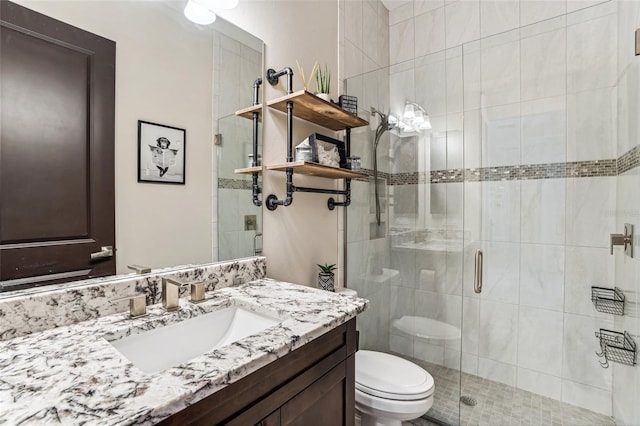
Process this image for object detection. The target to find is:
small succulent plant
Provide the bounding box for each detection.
[317,263,337,274]
[315,64,330,94]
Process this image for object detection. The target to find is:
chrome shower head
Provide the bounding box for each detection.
[371,107,397,132]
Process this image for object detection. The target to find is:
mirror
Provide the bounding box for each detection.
[213,22,263,261]
[0,1,263,296]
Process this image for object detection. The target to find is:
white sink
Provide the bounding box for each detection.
[107,306,281,374]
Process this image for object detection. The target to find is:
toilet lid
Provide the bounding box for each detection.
[355,350,434,401]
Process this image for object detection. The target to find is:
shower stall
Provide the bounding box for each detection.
[344,1,639,424]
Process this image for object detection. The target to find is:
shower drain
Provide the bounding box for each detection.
[460,395,477,406]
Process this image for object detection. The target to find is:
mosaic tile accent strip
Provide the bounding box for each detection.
[401,355,615,426]
[218,177,253,190]
[618,144,640,175]
[357,145,639,186]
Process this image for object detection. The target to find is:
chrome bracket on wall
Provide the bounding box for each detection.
[610,223,634,258]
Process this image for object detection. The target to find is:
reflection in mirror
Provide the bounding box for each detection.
[214,26,263,261]
[0,2,263,297]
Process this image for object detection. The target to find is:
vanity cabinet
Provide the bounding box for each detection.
[158,318,357,426]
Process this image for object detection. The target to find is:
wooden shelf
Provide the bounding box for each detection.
[267,90,368,131]
[267,161,368,179]
[234,166,262,175]
[235,104,262,121]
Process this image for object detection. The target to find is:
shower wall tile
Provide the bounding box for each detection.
[566,11,617,93]
[462,352,479,375]
[520,96,567,165]
[445,48,463,113]
[415,291,462,328]
[389,333,414,357]
[480,0,520,39]
[414,340,446,364]
[566,0,615,20]
[562,379,612,416]
[414,7,446,57]
[390,19,415,64]
[463,108,482,168]
[520,27,566,101]
[565,177,616,248]
[520,0,567,27]
[519,244,565,312]
[615,61,638,157]
[462,296,479,355]
[521,178,566,245]
[344,40,364,80]
[444,0,480,48]
[612,351,640,424]
[567,87,617,162]
[414,0,444,16]
[517,306,563,376]
[363,2,381,64]
[478,300,518,364]
[414,52,447,117]
[482,103,521,167]
[462,40,481,110]
[389,0,413,25]
[482,241,520,304]
[345,0,363,47]
[480,29,520,107]
[617,0,640,75]
[390,284,416,318]
[517,367,562,400]
[564,246,614,318]
[478,357,517,386]
[562,313,613,391]
[481,181,520,242]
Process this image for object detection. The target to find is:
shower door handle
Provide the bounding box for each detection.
[474,249,483,294]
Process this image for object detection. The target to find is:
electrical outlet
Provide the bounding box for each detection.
[244,215,257,231]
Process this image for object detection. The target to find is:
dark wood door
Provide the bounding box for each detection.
[0,1,116,291]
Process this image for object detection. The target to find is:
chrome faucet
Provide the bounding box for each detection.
[111,293,147,318]
[161,277,207,311]
[162,277,186,312]
[127,264,151,274]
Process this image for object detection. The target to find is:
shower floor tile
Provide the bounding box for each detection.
[399,355,616,426]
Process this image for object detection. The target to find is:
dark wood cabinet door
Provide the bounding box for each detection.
[281,360,349,426]
[256,410,281,426]
[0,1,116,290]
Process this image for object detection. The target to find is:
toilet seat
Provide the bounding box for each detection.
[355,350,434,401]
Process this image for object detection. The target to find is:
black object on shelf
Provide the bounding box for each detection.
[591,286,625,315]
[304,133,348,168]
[339,95,358,115]
[595,329,637,368]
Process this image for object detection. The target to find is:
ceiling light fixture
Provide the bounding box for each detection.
[399,102,431,134]
[184,0,239,25]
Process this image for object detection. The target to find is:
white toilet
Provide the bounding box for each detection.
[355,350,434,426]
[336,288,435,426]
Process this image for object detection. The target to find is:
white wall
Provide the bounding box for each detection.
[13,1,214,273]
[219,1,343,287]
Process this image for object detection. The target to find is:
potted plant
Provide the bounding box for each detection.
[317,263,336,292]
[314,64,331,102]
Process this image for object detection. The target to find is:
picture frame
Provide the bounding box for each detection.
[306,133,347,169]
[137,120,186,184]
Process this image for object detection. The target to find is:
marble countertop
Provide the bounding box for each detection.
[0,279,368,425]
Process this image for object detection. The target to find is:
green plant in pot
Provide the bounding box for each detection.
[317,263,336,292]
[315,64,331,102]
